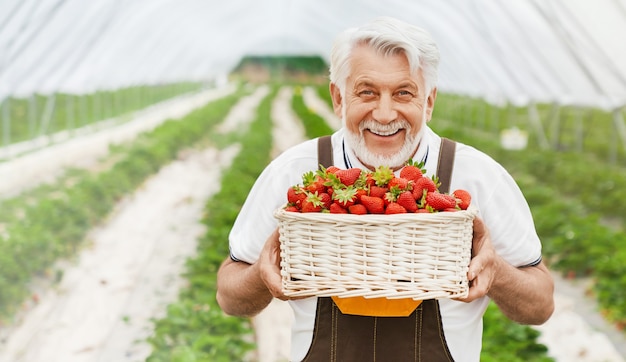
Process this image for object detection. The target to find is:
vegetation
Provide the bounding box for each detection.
[0,82,203,150]
[230,55,328,84]
[0,87,244,320]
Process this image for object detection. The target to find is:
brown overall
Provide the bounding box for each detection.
[301,136,457,362]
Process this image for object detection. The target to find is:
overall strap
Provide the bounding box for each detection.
[317,135,334,169]
[436,137,457,194]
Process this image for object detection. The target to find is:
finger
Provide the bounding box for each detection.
[467,257,484,282]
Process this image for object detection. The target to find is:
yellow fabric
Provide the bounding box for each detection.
[331,296,422,317]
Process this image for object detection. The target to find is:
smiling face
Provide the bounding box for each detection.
[331,44,437,169]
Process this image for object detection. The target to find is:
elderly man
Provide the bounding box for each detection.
[217,16,554,362]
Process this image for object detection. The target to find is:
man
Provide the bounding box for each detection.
[217,16,554,361]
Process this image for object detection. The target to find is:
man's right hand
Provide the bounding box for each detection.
[256,228,288,300]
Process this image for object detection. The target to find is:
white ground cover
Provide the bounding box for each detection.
[0,85,623,362]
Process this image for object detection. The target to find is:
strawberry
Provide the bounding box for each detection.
[399,159,425,183]
[396,191,418,213]
[326,166,341,174]
[388,177,410,191]
[302,171,326,194]
[301,192,325,213]
[335,168,362,186]
[360,195,385,214]
[348,204,368,215]
[425,192,457,211]
[287,185,306,207]
[284,205,300,212]
[333,187,358,208]
[452,189,472,210]
[371,165,394,186]
[355,188,368,202]
[369,185,389,198]
[319,192,332,209]
[385,202,407,214]
[412,177,437,200]
[329,202,348,214]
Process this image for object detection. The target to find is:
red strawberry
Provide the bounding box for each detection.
[335,168,362,186]
[396,191,418,213]
[412,177,437,200]
[287,185,306,207]
[371,165,394,186]
[319,192,332,209]
[388,177,410,191]
[284,205,300,212]
[301,200,322,213]
[400,161,424,183]
[425,192,457,211]
[452,189,472,210]
[333,187,358,208]
[385,202,407,214]
[355,188,367,202]
[302,171,326,194]
[301,192,325,213]
[360,195,385,214]
[369,185,389,198]
[326,166,341,174]
[348,204,368,215]
[329,202,348,214]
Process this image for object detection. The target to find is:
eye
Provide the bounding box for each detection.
[396,90,414,100]
[358,89,377,100]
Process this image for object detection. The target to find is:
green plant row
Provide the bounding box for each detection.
[1,82,203,147]
[146,86,279,361]
[291,86,335,137]
[433,93,626,163]
[0,87,244,320]
[432,118,626,328]
[302,86,553,361]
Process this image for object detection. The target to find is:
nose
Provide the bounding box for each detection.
[371,93,398,124]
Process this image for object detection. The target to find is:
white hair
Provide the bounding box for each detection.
[329,16,440,97]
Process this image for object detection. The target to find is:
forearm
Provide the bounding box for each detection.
[216,258,274,317]
[488,258,554,325]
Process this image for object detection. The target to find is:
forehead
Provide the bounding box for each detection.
[348,44,423,87]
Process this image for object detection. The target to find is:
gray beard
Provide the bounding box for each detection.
[344,120,424,169]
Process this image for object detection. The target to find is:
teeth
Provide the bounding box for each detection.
[360,120,409,137]
[370,128,399,136]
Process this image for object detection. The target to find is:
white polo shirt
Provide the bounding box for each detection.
[229,126,542,362]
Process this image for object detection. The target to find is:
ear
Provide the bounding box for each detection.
[424,87,438,122]
[330,83,343,118]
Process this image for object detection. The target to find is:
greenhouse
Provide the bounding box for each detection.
[1,0,625,361]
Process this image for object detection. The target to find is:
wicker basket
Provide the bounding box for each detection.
[274,207,477,300]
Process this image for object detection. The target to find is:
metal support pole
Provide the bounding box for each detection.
[527,102,550,150]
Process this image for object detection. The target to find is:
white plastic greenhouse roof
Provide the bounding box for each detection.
[1,0,625,110]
